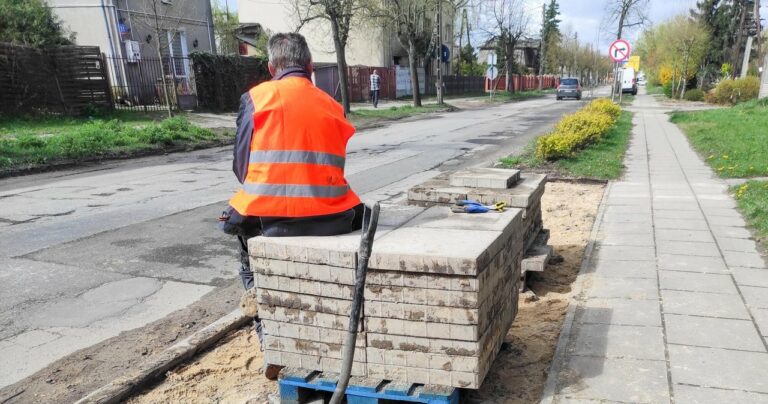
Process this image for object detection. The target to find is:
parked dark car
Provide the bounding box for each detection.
[556,77,582,100]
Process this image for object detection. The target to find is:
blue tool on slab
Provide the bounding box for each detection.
[279,367,460,404]
[451,199,506,213]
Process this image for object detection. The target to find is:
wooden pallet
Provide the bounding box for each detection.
[278,367,460,404]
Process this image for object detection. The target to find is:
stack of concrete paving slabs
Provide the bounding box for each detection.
[363,206,524,388]
[249,204,525,389]
[408,168,549,282]
[253,205,427,377]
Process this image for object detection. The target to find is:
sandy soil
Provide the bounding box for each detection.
[128,181,605,404]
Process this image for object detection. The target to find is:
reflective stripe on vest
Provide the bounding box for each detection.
[242,183,350,198]
[248,150,345,169]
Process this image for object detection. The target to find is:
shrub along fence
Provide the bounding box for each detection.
[0,43,112,115]
[190,52,270,111]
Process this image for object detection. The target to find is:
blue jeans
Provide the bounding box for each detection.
[372,89,380,108]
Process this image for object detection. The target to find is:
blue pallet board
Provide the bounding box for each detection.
[278,368,460,404]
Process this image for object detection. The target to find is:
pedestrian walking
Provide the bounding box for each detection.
[370,69,381,108]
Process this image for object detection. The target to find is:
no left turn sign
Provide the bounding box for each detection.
[609,39,631,62]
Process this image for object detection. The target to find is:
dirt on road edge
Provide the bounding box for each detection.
[126,181,605,404]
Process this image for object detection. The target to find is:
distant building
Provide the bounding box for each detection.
[47,0,216,107]
[238,0,454,71]
[478,37,541,73]
[235,23,265,57]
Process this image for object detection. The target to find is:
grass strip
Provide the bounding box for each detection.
[0,110,161,139]
[500,110,634,180]
[732,181,768,248]
[0,117,224,171]
[348,103,451,127]
[670,99,768,178]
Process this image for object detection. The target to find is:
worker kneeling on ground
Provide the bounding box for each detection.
[218,32,364,375]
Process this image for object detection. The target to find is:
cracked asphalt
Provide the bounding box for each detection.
[0,92,590,393]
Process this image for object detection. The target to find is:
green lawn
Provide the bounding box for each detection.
[0,116,226,171]
[670,99,768,178]
[733,180,768,247]
[645,83,663,95]
[0,110,162,139]
[348,103,451,127]
[500,110,634,180]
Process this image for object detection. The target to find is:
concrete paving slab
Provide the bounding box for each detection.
[578,298,662,327]
[668,345,768,393]
[594,245,655,261]
[658,271,738,294]
[654,218,710,231]
[653,210,705,220]
[448,167,520,189]
[657,254,728,273]
[599,213,651,223]
[722,251,767,269]
[754,309,768,337]
[595,233,655,247]
[732,267,768,288]
[707,214,747,227]
[586,277,658,300]
[570,323,665,360]
[742,286,768,309]
[710,225,753,239]
[661,290,751,319]
[715,236,760,253]
[665,314,765,351]
[656,241,720,257]
[587,259,657,279]
[672,384,768,404]
[655,229,715,243]
[556,356,670,403]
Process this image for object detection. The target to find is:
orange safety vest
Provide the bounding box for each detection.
[229,76,361,218]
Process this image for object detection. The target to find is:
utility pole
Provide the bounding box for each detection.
[538,3,545,91]
[436,0,444,104]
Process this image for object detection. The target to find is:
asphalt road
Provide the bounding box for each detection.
[0,92,594,389]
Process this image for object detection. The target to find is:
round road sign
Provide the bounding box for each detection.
[609,39,631,62]
[486,65,498,80]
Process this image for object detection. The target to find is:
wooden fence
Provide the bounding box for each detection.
[0,43,112,115]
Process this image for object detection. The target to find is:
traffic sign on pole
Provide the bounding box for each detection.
[609,39,631,63]
[486,65,498,80]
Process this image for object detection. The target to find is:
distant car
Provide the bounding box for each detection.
[621,67,638,95]
[556,78,582,100]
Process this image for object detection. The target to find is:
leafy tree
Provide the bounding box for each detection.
[691,0,740,81]
[0,0,73,47]
[212,0,239,55]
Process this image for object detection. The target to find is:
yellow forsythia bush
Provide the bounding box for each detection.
[585,98,621,120]
[535,98,620,160]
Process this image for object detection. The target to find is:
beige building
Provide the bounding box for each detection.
[237,0,453,69]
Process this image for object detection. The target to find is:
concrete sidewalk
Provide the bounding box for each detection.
[542,93,768,403]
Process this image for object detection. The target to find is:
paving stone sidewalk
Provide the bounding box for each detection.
[542,93,768,403]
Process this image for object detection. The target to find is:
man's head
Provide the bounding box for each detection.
[373,69,378,75]
[267,33,313,77]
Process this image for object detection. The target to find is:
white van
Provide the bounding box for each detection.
[621,67,637,95]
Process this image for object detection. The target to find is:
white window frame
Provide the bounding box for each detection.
[166,29,189,78]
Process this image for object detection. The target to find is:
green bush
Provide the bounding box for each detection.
[711,77,760,105]
[662,81,674,98]
[536,98,620,160]
[684,89,705,102]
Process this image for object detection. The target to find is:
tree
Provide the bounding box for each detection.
[485,0,529,93]
[212,0,239,55]
[539,0,561,76]
[604,0,649,40]
[368,0,435,107]
[0,0,73,47]
[293,0,365,114]
[131,0,204,117]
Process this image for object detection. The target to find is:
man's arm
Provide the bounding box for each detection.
[233,92,255,184]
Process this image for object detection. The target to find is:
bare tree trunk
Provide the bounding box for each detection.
[408,40,421,107]
[152,0,173,118]
[680,51,691,100]
[506,43,515,93]
[330,18,351,114]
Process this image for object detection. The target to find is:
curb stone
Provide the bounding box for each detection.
[75,309,249,404]
[539,181,612,404]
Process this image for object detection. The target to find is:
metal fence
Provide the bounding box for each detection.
[104,55,197,112]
